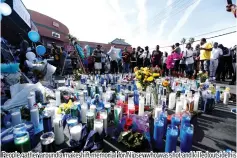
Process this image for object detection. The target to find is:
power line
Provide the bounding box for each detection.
[159,31,237,48]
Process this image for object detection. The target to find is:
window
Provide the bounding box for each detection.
[52,32,60,39]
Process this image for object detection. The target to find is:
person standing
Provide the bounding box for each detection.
[130,48,137,72]
[162,52,168,76]
[101,51,107,74]
[174,43,181,73]
[51,42,62,74]
[199,38,212,75]
[179,51,186,76]
[183,43,194,78]
[92,45,103,74]
[209,42,223,81]
[229,45,236,85]
[152,45,162,67]
[143,46,151,67]
[137,47,143,68]
[193,44,200,78]
[122,47,131,73]
[107,45,118,74]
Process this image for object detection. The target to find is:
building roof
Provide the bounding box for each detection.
[110,38,131,46]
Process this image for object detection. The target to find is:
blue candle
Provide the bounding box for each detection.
[116,84,121,93]
[134,90,139,105]
[165,125,178,152]
[181,113,191,128]
[180,124,193,152]
[171,114,181,128]
[159,112,167,137]
[215,90,220,102]
[153,118,164,150]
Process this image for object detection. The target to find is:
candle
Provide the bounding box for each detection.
[153,118,164,150]
[70,124,82,141]
[29,91,36,105]
[134,90,139,105]
[183,97,189,111]
[81,103,88,123]
[55,90,61,107]
[40,132,55,152]
[53,116,64,145]
[125,90,129,104]
[165,125,178,152]
[114,105,122,126]
[66,117,78,127]
[30,107,39,128]
[94,119,104,135]
[11,111,22,126]
[71,104,79,118]
[159,112,167,137]
[180,124,194,152]
[138,96,144,116]
[175,99,183,114]
[13,123,31,152]
[87,111,94,132]
[215,86,220,102]
[171,114,181,128]
[223,91,230,105]
[104,102,111,114]
[100,110,108,134]
[154,106,162,119]
[45,105,56,125]
[27,96,34,109]
[90,104,97,118]
[43,112,52,133]
[168,92,176,110]
[193,92,200,111]
[145,93,151,106]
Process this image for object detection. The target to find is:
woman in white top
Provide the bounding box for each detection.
[210,42,223,80]
[183,43,194,78]
[143,46,151,67]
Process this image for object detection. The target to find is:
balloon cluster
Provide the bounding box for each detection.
[0,0,12,21]
[28,30,46,56]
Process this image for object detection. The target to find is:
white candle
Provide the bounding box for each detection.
[53,116,64,145]
[168,92,176,110]
[27,96,35,109]
[81,103,88,123]
[94,119,103,135]
[145,93,151,106]
[138,96,145,116]
[29,91,36,105]
[194,92,200,111]
[55,90,61,106]
[30,108,39,128]
[223,91,230,105]
[175,99,183,114]
[90,104,97,118]
[154,106,162,118]
[100,110,108,133]
[11,112,22,126]
[183,98,189,111]
[70,124,82,141]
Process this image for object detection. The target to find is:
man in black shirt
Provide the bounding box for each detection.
[92,45,103,74]
[130,48,137,72]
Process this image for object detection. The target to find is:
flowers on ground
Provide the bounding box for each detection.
[57,100,73,114]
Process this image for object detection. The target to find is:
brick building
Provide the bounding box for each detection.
[28,10,69,48]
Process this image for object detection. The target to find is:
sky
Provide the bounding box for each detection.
[22,0,237,52]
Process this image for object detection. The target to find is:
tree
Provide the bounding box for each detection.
[189,37,195,44]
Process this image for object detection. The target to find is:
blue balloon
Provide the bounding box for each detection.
[36,45,46,56]
[28,30,40,42]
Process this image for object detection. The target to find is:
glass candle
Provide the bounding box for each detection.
[180,124,194,152]
[168,92,176,110]
[66,117,78,127]
[138,96,144,116]
[193,92,200,111]
[40,132,55,152]
[90,104,97,118]
[154,106,162,119]
[53,115,64,145]
[13,123,31,152]
[165,125,178,152]
[86,111,95,132]
[175,99,183,114]
[159,111,167,137]
[27,96,35,109]
[11,111,22,126]
[81,103,88,124]
[100,110,108,134]
[114,105,122,127]
[70,124,82,142]
[94,119,104,135]
[171,114,181,128]
[43,112,52,133]
[215,86,220,102]
[104,102,111,114]
[55,90,61,106]
[30,107,39,128]
[153,118,164,150]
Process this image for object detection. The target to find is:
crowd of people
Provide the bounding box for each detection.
[78,38,236,85]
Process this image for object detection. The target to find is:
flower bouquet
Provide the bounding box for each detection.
[134,67,160,90]
[197,71,208,83]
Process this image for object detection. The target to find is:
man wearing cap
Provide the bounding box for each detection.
[92,45,103,74]
[199,38,212,75]
[122,47,131,73]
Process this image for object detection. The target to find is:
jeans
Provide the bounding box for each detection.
[185,63,194,77]
[209,59,218,77]
[200,60,210,74]
[123,63,130,73]
[110,60,118,74]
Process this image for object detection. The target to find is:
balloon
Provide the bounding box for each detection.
[36,45,46,56]
[0,3,12,16]
[28,31,40,42]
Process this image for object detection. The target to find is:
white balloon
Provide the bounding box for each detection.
[0,3,12,16]
[26,52,36,62]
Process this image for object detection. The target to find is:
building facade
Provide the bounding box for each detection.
[29,10,69,48]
